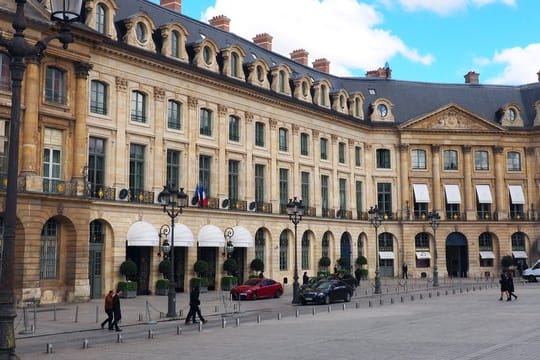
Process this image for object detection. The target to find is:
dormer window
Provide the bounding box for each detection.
[506,108,516,122]
[279,70,286,93]
[231,52,239,77]
[96,4,106,34]
[203,46,212,65]
[257,66,264,82]
[302,82,308,97]
[371,99,394,122]
[171,30,180,58]
[136,23,146,43]
[377,103,388,117]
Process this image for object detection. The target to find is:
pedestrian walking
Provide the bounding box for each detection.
[402,263,408,279]
[111,288,122,331]
[185,286,206,325]
[354,267,361,286]
[507,272,517,300]
[303,271,309,285]
[100,290,114,330]
[499,272,509,301]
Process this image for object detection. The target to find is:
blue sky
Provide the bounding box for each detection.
[150,0,539,85]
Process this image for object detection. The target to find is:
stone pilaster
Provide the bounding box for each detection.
[73,62,93,195]
[493,146,506,220]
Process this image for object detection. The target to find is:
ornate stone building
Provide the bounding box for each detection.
[1,0,540,303]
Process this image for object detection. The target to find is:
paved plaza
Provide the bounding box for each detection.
[12,279,540,359]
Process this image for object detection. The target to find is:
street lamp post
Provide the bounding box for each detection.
[368,205,384,295]
[427,211,441,287]
[158,185,188,318]
[287,197,304,304]
[0,1,83,357]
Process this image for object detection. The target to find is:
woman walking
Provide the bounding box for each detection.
[100,290,114,329]
[499,272,509,301]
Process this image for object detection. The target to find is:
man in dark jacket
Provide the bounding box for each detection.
[111,289,122,331]
[185,286,206,324]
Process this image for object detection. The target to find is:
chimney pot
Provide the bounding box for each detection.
[464,71,480,84]
[160,0,181,12]
[290,49,309,65]
[253,33,273,51]
[209,15,231,32]
[366,66,391,79]
[313,58,330,73]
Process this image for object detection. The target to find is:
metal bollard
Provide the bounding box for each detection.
[342,304,346,311]
[53,304,57,321]
[296,309,300,317]
[410,295,414,301]
[198,322,203,332]
[257,315,262,323]
[312,307,316,316]
[390,298,394,304]
[138,313,143,321]
[368,300,372,307]
[355,302,359,309]
[117,333,123,343]
[437,291,440,297]
[96,306,99,323]
[222,318,227,328]
[177,326,182,335]
[236,318,240,327]
[327,306,331,313]
[379,299,383,305]
[401,296,404,303]
[148,329,154,339]
[420,294,423,300]
[46,343,53,354]
[74,305,79,323]
[179,309,183,317]
[428,292,432,298]
[83,338,89,349]
[278,312,282,320]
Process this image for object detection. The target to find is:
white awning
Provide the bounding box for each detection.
[475,185,492,204]
[415,251,431,260]
[508,185,525,204]
[126,221,159,246]
[412,184,430,203]
[231,226,254,247]
[444,184,461,204]
[379,251,395,259]
[512,251,527,259]
[198,225,225,247]
[165,224,194,247]
[479,251,495,259]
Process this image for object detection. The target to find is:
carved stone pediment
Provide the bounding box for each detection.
[400,104,503,132]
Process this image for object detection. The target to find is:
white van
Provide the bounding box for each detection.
[522,259,540,282]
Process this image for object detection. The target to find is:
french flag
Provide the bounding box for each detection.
[199,184,208,208]
[192,184,200,206]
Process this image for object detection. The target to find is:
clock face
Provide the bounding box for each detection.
[506,108,516,121]
[377,104,388,117]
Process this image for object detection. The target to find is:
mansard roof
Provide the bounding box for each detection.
[111,0,540,128]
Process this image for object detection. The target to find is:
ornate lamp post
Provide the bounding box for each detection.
[0,1,84,357]
[427,211,440,287]
[287,197,304,304]
[224,227,234,258]
[158,185,188,318]
[368,205,384,295]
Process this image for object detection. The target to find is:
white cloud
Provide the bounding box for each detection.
[397,0,515,16]
[486,44,540,85]
[202,0,433,76]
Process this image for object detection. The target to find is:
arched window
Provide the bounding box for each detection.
[278,70,286,93]
[379,232,393,251]
[203,46,212,65]
[255,229,265,261]
[279,231,288,271]
[478,232,493,267]
[507,151,521,171]
[40,219,59,279]
[199,108,213,136]
[511,232,525,250]
[354,98,361,117]
[231,52,239,77]
[322,233,330,258]
[167,100,182,130]
[301,233,310,270]
[131,90,147,122]
[90,80,108,115]
[89,220,104,243]
[171,30,180,58]
[357,238,363,258]
[96,4,107,34]
[228,115,239,142]
[415,233,430,268]
[321,85,327,106]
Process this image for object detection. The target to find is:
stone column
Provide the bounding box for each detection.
[312,130,321,211]
[72,62,93,195]
[217,104,228,198]
[269,118,278,212]
[493,146,506,220]
[153,86,166,191]
[525,147,537,220]
[292,124,300,197]
[431,145,442,216]
[245,112,254,201]
[463,145,474,220]
[113,77,128,191]
[186,96,199,193]
[399,144,409,220]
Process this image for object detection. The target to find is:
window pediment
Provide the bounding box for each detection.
[499,103,523,127]
[84,0,118,40]
[192,39,219,73]
[159,23,189,62]
[221,45,246,80]
[370,99,394,122]
[349,92,365,120]
[292,75,313,103]
[331,90,349,114]
[270,64,292,96]
[313,79,332,108]
[122,13,156,52]
[247,59,270,89]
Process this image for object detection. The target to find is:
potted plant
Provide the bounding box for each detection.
[356,256,368,279]
[319,256,331,271]
[223,258,238,275]
[155,279,170,295]
[158,259,171,279]
[221,276,238,291]
[249,258,264,276]
[192,260,209,292]
[118,259,138,298]
[189,277,209,290]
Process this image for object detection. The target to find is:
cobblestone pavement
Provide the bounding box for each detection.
[13,278,540,359]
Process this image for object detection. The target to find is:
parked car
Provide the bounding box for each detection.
[230,278,283,300]
[522,259,540,282]
[299,279,353,305]
[327,273,357,289]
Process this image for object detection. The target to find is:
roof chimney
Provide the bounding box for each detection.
[464,71,479,84]
[209,15,231,32]
[252,33,273,51]
[160,0,181,12]
[290,49,309,65]
[366,65,391,79]
[313,58,330,73]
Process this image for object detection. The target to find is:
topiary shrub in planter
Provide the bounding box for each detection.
[119,259,138,297]
[120,259,138,281]
[223,258,239,276]
[360,269,369,279]
[355,256,368,267]
[117,280,137,298]
[221,276,238,291]
[319,256,331,271]
[158,260,171,280]
[189,277,209,292]
[249,258,264,275]
[155,279,170,296]
[193,260,209,277]
[501,255,515,271]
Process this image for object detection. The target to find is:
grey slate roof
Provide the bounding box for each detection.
[112,0,540,128]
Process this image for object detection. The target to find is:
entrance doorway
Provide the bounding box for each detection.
[231,247,246,284]
[172,247,186,292]
[126,246,152,294]
[198,247,217,290]
[446,232,468,277]
[340,234,352,271]
[88,220,104,299]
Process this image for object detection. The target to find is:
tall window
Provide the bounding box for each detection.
[321,175,329,213]
[171,30,180,58]
[167,100,182,130]
[320,138,328,160]
[301,233,310,270]
[357,238,364,258]
[231,52,239,77]
[475,150,489,170]
[255,122,265,147]
[415,233,430,268]
[278,70,286,93]
[278,127,288,151]
[131,90,147,123]
[339,178,347,211]
[95,3,106,34]
[40,219,58,279]
[511,232,525,251]
[199,155,211,197]
[279,168,289,213]
[376,149,391,169]
[301,172,310,207]
[355,146,361,167]
[338,142,346,164]
[356,181,363,218]
[322,233,330,258]
[255,164,265,203]
[300,133,309,156]
[88,137,105,197]
[45,67,66,104]
[228,115,240,142]
[379,233,393,252]
[443,150,458,170]
[320,85,328,106]
[479,233,493,267]
[199,108,212,136]
[129,144,145,193]
[90,80,108,115]
[507,151,521,171]
[411,149,426,169]
[43,128,62,193]
[255,229,265,260]
[166,150,180,188]
[0,53,10,90]
[377,182,392,217]
[228,160,239,202]
[279,231,288,271]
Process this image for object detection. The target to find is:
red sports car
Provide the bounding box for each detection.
[230,278,283,300]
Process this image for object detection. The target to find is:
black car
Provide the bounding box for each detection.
[327,273,357,289]
[299,279,353,305]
